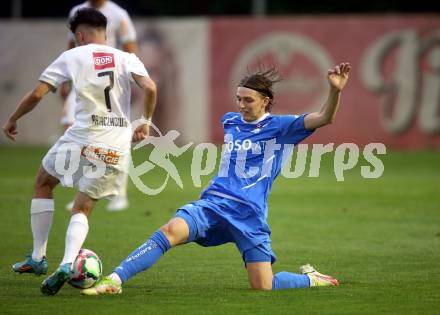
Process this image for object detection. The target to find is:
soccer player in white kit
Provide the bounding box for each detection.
[63,0,138,211]
[3,8,157,296]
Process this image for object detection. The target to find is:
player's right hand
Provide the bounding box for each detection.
[132,124,150,142]
[3,120,18,141]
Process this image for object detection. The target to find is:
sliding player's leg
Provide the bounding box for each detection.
[245,255,339,290]
[245,254,339,290]
[243,243,310,290]
[81,216,190,295]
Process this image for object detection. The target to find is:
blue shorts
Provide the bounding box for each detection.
[175,197,276,264]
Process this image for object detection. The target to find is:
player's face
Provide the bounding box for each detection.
[236,87,269,122]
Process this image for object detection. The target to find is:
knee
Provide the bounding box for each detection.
[159,224,177,245]
[33,173,55,196]
[34,175,48,191]
[159,218,188,246]
[71,193,96,217]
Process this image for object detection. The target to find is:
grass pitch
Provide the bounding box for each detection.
[0,145,439,315]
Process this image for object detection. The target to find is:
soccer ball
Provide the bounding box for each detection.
[68,248,103,289]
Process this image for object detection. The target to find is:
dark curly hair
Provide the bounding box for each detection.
[69,8,107,34]
[238,68,282,112]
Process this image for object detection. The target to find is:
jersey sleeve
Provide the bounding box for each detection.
[39,52,70,90]
[126,53,149,80]
[118,9,137,44]
[278,114,314,144]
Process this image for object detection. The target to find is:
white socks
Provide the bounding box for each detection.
[30,199,54,262]
[60,213,89,265]
[30,199,89,266]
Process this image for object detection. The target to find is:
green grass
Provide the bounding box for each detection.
[0,145,439,314]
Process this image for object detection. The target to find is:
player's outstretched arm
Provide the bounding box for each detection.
[304,62,351,130]
[131,74,157,142]
[3,82,52,141]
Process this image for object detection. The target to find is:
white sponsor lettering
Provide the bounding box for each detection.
[94,56,113,66]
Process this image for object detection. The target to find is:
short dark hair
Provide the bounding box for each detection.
[239,68,282,112]
[69,8,107,34]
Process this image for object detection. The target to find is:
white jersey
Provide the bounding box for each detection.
[40,43,148,152]
[69,1,137,48]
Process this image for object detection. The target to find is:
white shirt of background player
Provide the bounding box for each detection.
[68,0,137,52]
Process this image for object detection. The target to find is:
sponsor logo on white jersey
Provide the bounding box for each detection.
[93,52,115,70]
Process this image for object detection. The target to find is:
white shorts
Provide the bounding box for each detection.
[42,138,128,199]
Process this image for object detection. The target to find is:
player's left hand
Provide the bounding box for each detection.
[327,62,351,91]
[132,124,150,142]
[3,120,18,141]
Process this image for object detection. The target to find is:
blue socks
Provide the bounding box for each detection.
[272,271,311,290]
[114,230,171,283]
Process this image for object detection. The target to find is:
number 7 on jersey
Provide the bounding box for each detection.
[98,71,114,112]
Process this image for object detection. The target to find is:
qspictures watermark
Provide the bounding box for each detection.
[50,126,386,196]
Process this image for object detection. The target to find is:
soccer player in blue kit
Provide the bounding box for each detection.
[82,62,351,295]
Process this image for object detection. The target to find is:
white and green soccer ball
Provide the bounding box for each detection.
[68,248,103,289]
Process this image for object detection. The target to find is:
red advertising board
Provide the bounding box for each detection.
[210,16,440,149]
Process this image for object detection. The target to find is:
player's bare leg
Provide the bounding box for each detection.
[81,217,189,295]
[246,262,274,290]
[33,166,60,199]
[41,192,96,295]
[12,167,58,275]
[158,217,190,246]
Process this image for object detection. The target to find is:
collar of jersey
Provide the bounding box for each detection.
[240,113,270,125]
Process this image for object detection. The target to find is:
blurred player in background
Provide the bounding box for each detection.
[3,8,157,295]
[63,0,138,211]
[81,62,351,295]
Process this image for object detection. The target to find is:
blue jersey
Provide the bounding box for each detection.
[201,112,314,219]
